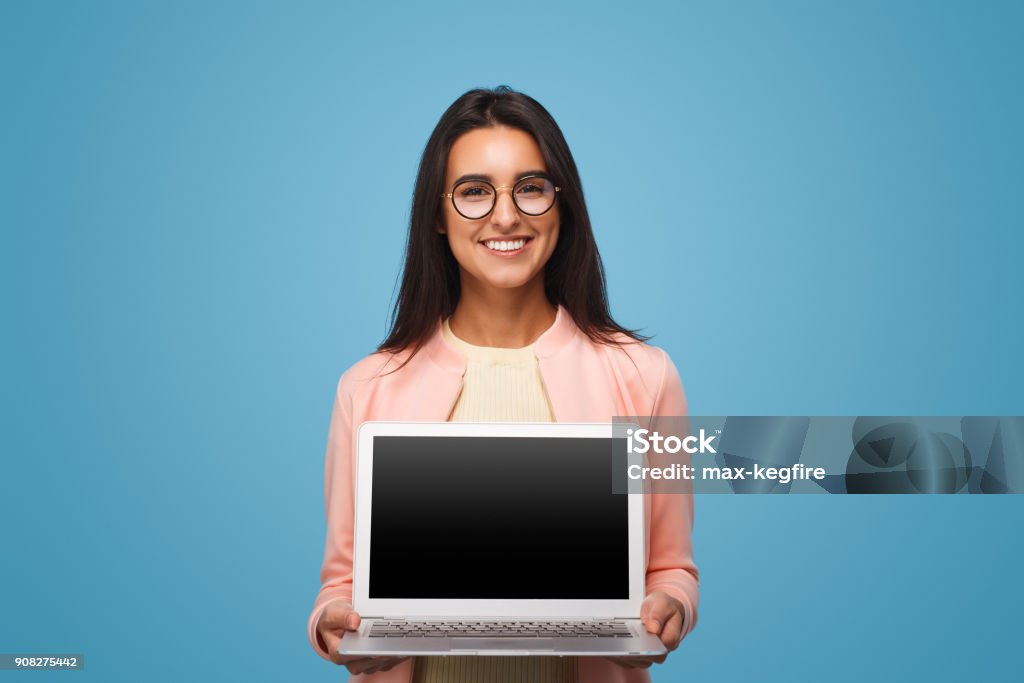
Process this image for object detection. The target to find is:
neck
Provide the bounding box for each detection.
[450,276,557,348]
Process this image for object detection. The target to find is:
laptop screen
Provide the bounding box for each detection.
[368,435,629,600]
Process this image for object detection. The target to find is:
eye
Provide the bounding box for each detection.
[456,182,492,201]
[516,178,551,198]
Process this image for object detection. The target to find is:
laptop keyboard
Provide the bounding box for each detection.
[368,620,633,638]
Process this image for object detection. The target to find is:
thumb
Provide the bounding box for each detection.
[641,594,669,632]
[346,612,361,631]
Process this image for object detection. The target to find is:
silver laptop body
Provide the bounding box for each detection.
[338,421,667,657]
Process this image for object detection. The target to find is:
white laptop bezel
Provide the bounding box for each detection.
[352,420,645,618]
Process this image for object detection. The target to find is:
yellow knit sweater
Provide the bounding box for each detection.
[410,319,576,683]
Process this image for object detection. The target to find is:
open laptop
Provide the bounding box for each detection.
[338,421,666,657]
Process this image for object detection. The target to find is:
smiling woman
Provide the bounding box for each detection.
[308,86,700,683]
[437,126,561,329]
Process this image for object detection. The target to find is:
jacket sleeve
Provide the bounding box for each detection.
[307,371,358,660]
[644,347,700,639]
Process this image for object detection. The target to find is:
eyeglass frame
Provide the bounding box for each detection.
[440,174,562,220]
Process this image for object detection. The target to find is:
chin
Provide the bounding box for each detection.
[473,268,541,290]
[484,277,535,290]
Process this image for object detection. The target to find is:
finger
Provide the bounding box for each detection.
[322,632,360,667]
[349,657,406,675]
[608,656,654,669]
[322,631,345,666]
[318,608,360,665]
[609,657,631,669]
[642,595,675,635]
[381,656,410,672]
[642,612,664,635]
[346,611,362,631]
[660,607,684,650]
[342,657,377,675]
[321,601,356,629]
[607,656,632,669]
[639,596,655,622]
[326,612,361,632]
[640,597,662,633]
[363,657,407,674]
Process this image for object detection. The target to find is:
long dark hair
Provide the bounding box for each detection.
[379,85,648,362]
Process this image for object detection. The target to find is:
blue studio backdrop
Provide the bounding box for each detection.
[2,1,1022,681]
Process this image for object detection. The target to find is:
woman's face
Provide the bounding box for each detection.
[439,126,560,294]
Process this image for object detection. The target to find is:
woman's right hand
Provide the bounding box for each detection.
[316,599,409,675]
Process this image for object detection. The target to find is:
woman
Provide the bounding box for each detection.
[308,86,699,682]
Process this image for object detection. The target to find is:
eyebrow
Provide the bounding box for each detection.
[452,169,550,185]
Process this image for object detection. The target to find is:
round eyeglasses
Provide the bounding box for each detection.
[441,175,561,220]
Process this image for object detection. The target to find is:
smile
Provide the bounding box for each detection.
[479,237,533,256]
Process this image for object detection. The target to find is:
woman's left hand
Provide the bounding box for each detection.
[607,591,686,669]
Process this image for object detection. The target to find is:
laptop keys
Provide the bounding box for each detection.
[368,620,632,638]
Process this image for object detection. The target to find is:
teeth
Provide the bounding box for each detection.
[484,239,526,251]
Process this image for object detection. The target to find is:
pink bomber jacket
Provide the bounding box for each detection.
[308,305,700,682]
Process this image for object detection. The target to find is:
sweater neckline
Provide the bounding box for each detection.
[442,318,538,364]
[424,304,578,375]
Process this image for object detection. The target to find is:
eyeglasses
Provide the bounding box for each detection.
[441,175,561,220]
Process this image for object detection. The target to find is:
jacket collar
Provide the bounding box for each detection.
[423,304,578,375]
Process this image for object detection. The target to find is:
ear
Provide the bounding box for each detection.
[436,222,447,235]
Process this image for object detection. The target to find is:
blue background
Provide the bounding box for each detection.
[2,0,1022,680]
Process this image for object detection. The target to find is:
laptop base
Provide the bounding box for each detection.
[339,618,667,657]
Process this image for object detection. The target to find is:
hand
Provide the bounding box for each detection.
[608,591,686,670]
[316,599,409,675]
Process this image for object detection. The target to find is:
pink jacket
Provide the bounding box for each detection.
[308,305,699,682]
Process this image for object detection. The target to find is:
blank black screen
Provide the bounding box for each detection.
[368,436,628,599]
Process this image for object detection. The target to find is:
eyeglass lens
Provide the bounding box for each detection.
[452,177,557,219]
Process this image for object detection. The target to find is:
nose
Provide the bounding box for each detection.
[490,188,520,231]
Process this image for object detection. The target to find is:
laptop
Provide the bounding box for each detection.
[338,421,667,657]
